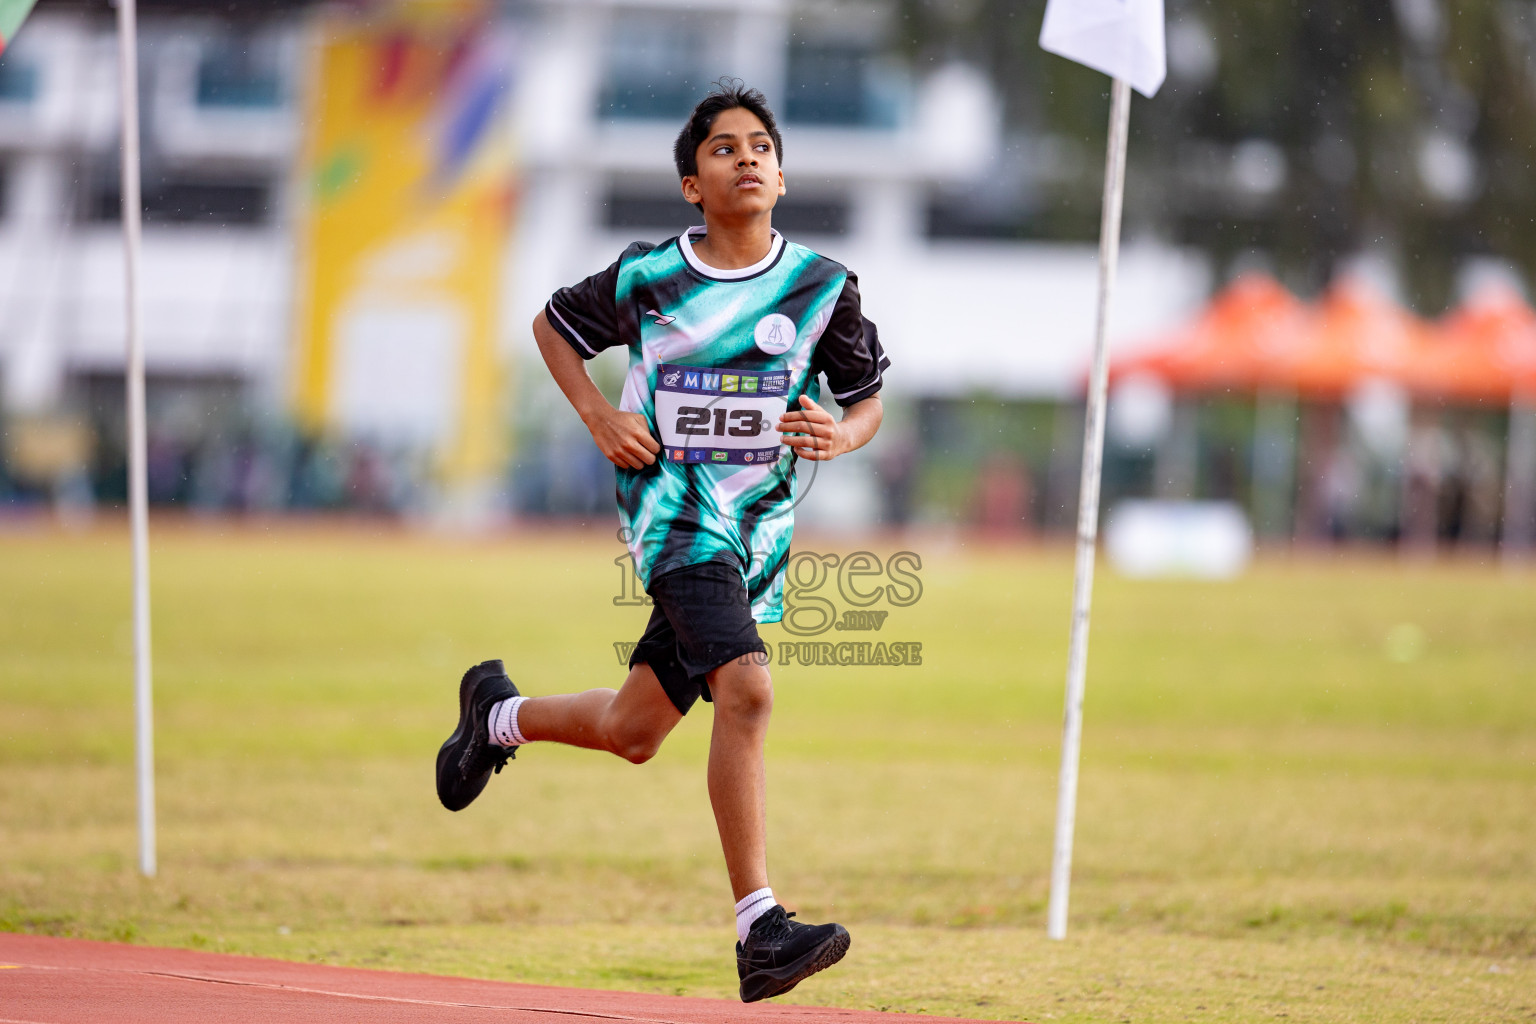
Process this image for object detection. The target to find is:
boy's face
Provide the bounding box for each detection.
[680,106,785,218]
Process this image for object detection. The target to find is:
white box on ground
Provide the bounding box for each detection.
[1105,500,1253,579]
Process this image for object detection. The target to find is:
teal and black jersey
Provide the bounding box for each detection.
[546,227,889,623]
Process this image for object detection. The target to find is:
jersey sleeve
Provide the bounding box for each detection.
[810,270,890,406]
[544,242,654,359]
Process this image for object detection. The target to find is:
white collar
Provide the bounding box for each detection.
[678,225,784,280]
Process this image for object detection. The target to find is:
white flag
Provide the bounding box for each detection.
[1040,0,1166,99]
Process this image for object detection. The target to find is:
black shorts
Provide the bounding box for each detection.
[629,560,768,715]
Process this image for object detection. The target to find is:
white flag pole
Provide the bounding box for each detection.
[116,0,155,879]
[1047,76,1132,941]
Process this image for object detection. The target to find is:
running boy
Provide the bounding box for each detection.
[436,81,888,1003]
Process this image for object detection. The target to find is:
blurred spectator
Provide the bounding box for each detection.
[1401,418,1448,551]
[1442,421,1503,545]
[1320,445,1363,541]
[876,427,919,527]
[1295,405,1341,543]
[974,454,1033,538]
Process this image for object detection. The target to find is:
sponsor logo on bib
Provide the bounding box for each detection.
[754,313,796,355]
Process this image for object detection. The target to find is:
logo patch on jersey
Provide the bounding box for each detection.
[754,313,797,355]
[662,369,681,386]
[645,309,677,326]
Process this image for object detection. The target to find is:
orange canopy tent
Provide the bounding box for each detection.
[1267,278,1439,399]
[1426,286,1536,403]
[1108,274,1311,393]
[1109,276,1483,400]
[1110,274,1536,403]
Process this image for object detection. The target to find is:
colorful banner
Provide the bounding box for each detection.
[292,0,516,489]
[0,0,40,53]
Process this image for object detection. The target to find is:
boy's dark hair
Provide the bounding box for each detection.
[673,79,784,180]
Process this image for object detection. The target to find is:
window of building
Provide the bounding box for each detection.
[926,187,1101,243]
[604,189,695,236]
[195,38,283,109]
[145,180,272,225]
[85,163,274,227]
[770,195,849,236]
[0,51,39,103]
[602,184,848,239]
[598,11,710,121]
[784,39,902,129]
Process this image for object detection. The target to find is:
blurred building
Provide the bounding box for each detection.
[0,0,1210,523]
[0,0,303,509]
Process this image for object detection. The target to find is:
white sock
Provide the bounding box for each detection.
[487,696,528,748]
[735,887,776,943]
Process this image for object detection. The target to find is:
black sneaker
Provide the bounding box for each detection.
[435,659,520,811]
[736,905,850,1003]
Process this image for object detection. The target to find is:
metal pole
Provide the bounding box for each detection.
[1047,77,1132,941]
[117,0,155,878]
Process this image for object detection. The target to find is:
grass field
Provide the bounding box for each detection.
[1,520,1532,1022]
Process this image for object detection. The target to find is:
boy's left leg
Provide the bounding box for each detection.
[705,655,850,1004]
[704,655,772,901]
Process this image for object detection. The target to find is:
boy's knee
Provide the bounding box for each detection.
[712,662,773,723]
[617,736,661,764]
[607,717,668,764]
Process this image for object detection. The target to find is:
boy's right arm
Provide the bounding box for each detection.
[533,309,660,469]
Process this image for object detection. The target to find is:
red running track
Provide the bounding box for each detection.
[0,934,1023,1024]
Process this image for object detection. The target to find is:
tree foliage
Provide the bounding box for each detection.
[893,0,1536,311]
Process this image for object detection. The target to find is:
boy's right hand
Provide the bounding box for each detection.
[584,405,660,469]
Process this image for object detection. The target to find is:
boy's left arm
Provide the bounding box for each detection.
[794,269,888,461]
[778,392,882,462]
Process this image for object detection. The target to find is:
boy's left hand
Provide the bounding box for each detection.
[778,394,847,461]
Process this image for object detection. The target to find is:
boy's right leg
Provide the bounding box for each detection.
[436,660,682,811]
[517,663,683,764]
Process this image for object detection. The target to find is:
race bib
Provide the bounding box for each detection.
[654,363,787,466]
